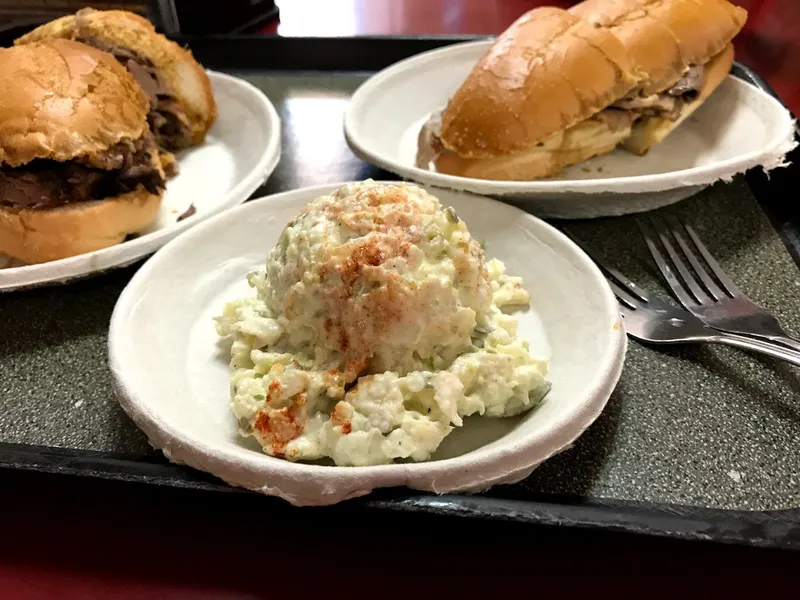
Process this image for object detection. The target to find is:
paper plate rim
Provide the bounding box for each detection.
[108,181,627,506]
[343,40,796,196]
[0,71,281,292]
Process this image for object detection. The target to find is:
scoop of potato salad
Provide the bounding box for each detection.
[215,180,550,466]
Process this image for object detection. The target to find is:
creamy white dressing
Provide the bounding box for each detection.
[215,181,550,466]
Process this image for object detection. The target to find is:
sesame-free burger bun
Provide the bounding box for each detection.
[17,8,217,147]
[0,39,149,167]
[0,39,165,264]
[0,186,161,264]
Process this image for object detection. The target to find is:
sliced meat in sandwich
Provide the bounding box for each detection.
[416,7,642,181]
[570,0,747,155]
[0,39,166,264]
[16,8,217,154]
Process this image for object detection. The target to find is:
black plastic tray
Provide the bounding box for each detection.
[2,35,799,549]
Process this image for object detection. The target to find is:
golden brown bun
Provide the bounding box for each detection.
[623,43,734,155]
[438,7,640,159]
[16,8,217,146]
[570,0,747,95]
[422,114,632,181]
[0,39,149,167]
[0,186,162,264]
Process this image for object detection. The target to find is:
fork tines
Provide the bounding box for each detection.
[638,216,741,308]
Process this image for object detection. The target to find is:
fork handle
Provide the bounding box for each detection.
[711,334,800,367]
[758,334,800,356]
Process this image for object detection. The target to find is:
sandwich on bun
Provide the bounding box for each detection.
[570,0,747,154]
[17,8,217,154]
[0,39,166,264]
[416,7,642,181]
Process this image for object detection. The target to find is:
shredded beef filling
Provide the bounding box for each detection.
[666,64,705,98]
[0,133,165,210]
[612,63,706,122]
[75,35,194,151]
[612,92,679,117]
[592,108,637,133]
[415,111,443,169]
[177,203,197,221]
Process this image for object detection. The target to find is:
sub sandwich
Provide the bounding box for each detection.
[416,0,747,180]
[570,0,747,154]
[416,6,643,181]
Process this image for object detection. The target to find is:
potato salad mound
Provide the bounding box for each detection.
[215,180,550,466]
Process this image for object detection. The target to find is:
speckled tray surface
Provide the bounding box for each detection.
[1,37,798,548]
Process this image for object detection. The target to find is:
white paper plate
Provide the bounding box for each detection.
[344,40,796,219]
[109,181,626,506]
[0,71,281,291]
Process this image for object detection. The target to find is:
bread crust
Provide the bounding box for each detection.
[424,116,632,180]
[0,39,149,167]
[0,185,162,264]
[16,8,217,146]
[570,0,747,95]
[438,7,640,159]
[622,42,734,154]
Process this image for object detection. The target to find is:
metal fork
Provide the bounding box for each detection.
[564,233,800,367]
[640,216,800,353]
